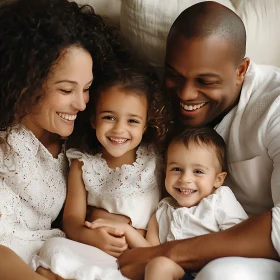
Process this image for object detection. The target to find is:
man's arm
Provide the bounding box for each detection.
[118,211,279,280]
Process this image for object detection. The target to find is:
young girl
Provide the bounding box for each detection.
[35,67,169,279]
[90,126,248,280]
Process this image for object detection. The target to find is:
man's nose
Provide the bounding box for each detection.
[177,81,198,100]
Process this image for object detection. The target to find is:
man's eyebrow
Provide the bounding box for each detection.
[165,64,185,78]
[198,73,221,78]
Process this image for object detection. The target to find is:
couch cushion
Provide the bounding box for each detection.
[120,0,235,73]
[231,0,280,67]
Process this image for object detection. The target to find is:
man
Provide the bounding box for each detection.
[118,1,280,279]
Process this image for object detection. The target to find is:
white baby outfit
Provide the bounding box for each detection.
[157,186,248,243]
[0,125,67,266]
[66,144,162,229]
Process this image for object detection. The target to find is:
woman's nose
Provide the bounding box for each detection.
[72,91,89,111]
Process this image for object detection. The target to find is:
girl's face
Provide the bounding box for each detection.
[165,140,226,207]
[93,86,147,164]
[23,46,93,139]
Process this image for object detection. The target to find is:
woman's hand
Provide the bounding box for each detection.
[85,218,127,232]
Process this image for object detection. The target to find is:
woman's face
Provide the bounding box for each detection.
[23,46,93,138]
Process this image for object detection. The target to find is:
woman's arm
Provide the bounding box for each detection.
[118,211,279,280]
[63,159,127,257]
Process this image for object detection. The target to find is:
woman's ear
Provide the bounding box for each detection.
[214,172,227,189]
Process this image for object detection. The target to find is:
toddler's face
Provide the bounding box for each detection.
[165,140,226,207]
[93,86,147,164]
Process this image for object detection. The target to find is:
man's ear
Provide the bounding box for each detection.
[214,172,227,189]
[236,57,250,86]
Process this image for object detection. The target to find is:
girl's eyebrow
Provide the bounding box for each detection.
[99,111,144,120]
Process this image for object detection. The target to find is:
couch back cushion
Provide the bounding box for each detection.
[231,0,280,68]
[120,0,235,74]
[120,0,280,72]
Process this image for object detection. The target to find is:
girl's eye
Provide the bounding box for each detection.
[60,89,72,94]
[171,167,182,172]
[102,116,115,121]
[128,119,140,124]
[83,87,90,92]
[194,169,204,174]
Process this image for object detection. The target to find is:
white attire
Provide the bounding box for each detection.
[66,144,162,229]
[36,144,162,279]
[0,126,67,266]
[157,187,248,244]
[195,61,280,279]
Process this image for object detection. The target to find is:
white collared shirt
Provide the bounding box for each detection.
[157,187,248,243]
[215,62,280,255]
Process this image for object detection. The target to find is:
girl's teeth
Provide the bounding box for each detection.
[58,113,77,121]
[179,189,196,194]
[180,102,205,111]
[109,137,127,143]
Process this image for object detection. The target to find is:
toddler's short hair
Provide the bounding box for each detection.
[167,126,228,172]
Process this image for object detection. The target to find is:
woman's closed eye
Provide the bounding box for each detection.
[60,89,73,94]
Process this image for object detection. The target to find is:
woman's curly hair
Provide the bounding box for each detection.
[0,0,132,130]
[67,65,172,154]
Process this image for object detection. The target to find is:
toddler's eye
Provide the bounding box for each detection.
[171,167,182,172]
[194,169,204,174]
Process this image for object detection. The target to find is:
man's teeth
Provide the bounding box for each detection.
[109,137,127,143]
[180,102,205,111]
[57,113,77,121]
[179,189,196,194]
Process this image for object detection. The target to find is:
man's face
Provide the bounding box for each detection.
[165,35,242,127]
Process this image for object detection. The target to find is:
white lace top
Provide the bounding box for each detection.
[0,126,67,266]
[66,144,162,229]
[157,186,248,243]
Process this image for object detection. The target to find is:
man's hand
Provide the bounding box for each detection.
[90,226,128,257]
[118,245,167,280]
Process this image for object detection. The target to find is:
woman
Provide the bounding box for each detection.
[0,0,128,279]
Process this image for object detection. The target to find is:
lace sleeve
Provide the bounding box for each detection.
[66,148,88,166]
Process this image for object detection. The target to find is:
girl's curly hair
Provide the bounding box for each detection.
[67,65,172,154]
[0,0,132,130]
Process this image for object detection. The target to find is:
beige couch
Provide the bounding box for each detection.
[75,0,280,72]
